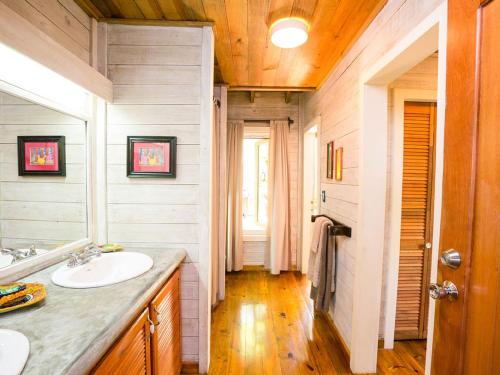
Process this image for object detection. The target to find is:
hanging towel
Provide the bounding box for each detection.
[310,217,330,254]
[307,218,332,287]
[309,230,337,311]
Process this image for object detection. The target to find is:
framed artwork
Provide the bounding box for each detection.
[327,141,334,179]
[335,147,343,181]
[127,136,177,178]
[17,136,66,176]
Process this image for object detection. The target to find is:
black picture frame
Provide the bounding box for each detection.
[17,136,66,176]
[127,136,177,178]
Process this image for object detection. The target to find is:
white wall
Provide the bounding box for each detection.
[303,0,444,350]
[228,91,301,268]
[0,91,87,248]
[105,24,212,366]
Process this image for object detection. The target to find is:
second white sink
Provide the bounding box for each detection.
[51,252,153,288]
[0,329,30,375]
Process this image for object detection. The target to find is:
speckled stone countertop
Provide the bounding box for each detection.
[0,248,186,375]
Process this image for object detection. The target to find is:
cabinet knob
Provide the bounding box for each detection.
[147,316,155,334]
[154,307,162,324]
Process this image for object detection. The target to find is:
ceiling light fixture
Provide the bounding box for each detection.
[270,17,309,49]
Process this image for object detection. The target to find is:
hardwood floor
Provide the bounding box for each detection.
[209,270,426,374]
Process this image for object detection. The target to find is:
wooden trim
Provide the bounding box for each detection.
[0,2,112,101]
[316,310,351,364]
[181,361,199,374]
[242,265,265,271]
[73,0,104,19]
[99,18,214,28]
[90,18,98,69]
[229,86,316,92]
[420,102,437,339]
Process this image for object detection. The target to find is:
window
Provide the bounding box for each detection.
[242,138,269,234]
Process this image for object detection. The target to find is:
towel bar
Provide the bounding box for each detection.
[311,214,352,238]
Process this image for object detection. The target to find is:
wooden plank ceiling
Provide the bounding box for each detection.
[76,0,387,89]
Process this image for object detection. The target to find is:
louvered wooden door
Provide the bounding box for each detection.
[92,308,151,375]
[395,101,436,340]
[150,269,181,375]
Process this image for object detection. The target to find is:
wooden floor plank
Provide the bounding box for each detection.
[209,270,427,375]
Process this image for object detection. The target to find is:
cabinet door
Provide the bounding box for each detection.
[150,269,181,375]
[92,308,151,375]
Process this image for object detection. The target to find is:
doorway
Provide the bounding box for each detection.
[301,119,320,274]
[242,123,270,266]
[352,4,447,372]
[394,101,436,340]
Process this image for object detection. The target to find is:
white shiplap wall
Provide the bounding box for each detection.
[303,0,443,348]
[228,91,301,268]
[106,24,207,364]
[0,92,87,248]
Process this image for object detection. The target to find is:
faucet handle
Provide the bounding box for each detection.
[28,244,37,256]
[66,252,82,268]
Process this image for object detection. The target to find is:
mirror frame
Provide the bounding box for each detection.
[0,78,106,283]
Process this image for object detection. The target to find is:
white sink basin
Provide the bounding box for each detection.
[0,329,30,375]
[51,252,153,288]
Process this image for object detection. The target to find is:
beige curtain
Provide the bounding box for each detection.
[266,120,292,274]
[226,120,244,272]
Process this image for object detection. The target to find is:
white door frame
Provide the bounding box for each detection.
[301,116,321,274]
[350,3,447,373]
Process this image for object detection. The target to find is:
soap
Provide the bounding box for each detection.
[0,283,26,297]
[98,243,124,253]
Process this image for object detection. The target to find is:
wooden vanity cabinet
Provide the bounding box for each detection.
[92,308,152,375]
[150,269,181,375]
[91,269,181,375]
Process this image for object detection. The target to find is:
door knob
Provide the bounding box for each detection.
[429,280,459,301]
[440,249,461,269]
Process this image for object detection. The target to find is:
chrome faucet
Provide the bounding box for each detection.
[1,248,31,264]
[67,245,102,268]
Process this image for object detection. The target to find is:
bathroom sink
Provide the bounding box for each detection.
[51,252,153,288]
[0,248,48,268]
[0,329,30,375]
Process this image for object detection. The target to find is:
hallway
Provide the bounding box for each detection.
[209,270,426,374]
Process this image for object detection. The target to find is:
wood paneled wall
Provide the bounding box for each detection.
[303,0,443,349]
[228,91,301,268]
[105,24,208,363]
[1,0,92,63]
[0,92,87,248]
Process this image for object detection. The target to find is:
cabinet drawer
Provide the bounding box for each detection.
[92,308,151,375]
[150,269,181,375]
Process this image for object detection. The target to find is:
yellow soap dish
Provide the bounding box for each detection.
[98,243,124,253]
[0,283,46,314]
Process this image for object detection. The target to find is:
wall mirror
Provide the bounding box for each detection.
[0,90,89,270]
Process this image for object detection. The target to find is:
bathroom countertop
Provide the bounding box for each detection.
[0,248,186,375]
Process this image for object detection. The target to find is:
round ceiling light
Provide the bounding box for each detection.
[270,18,309,49]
